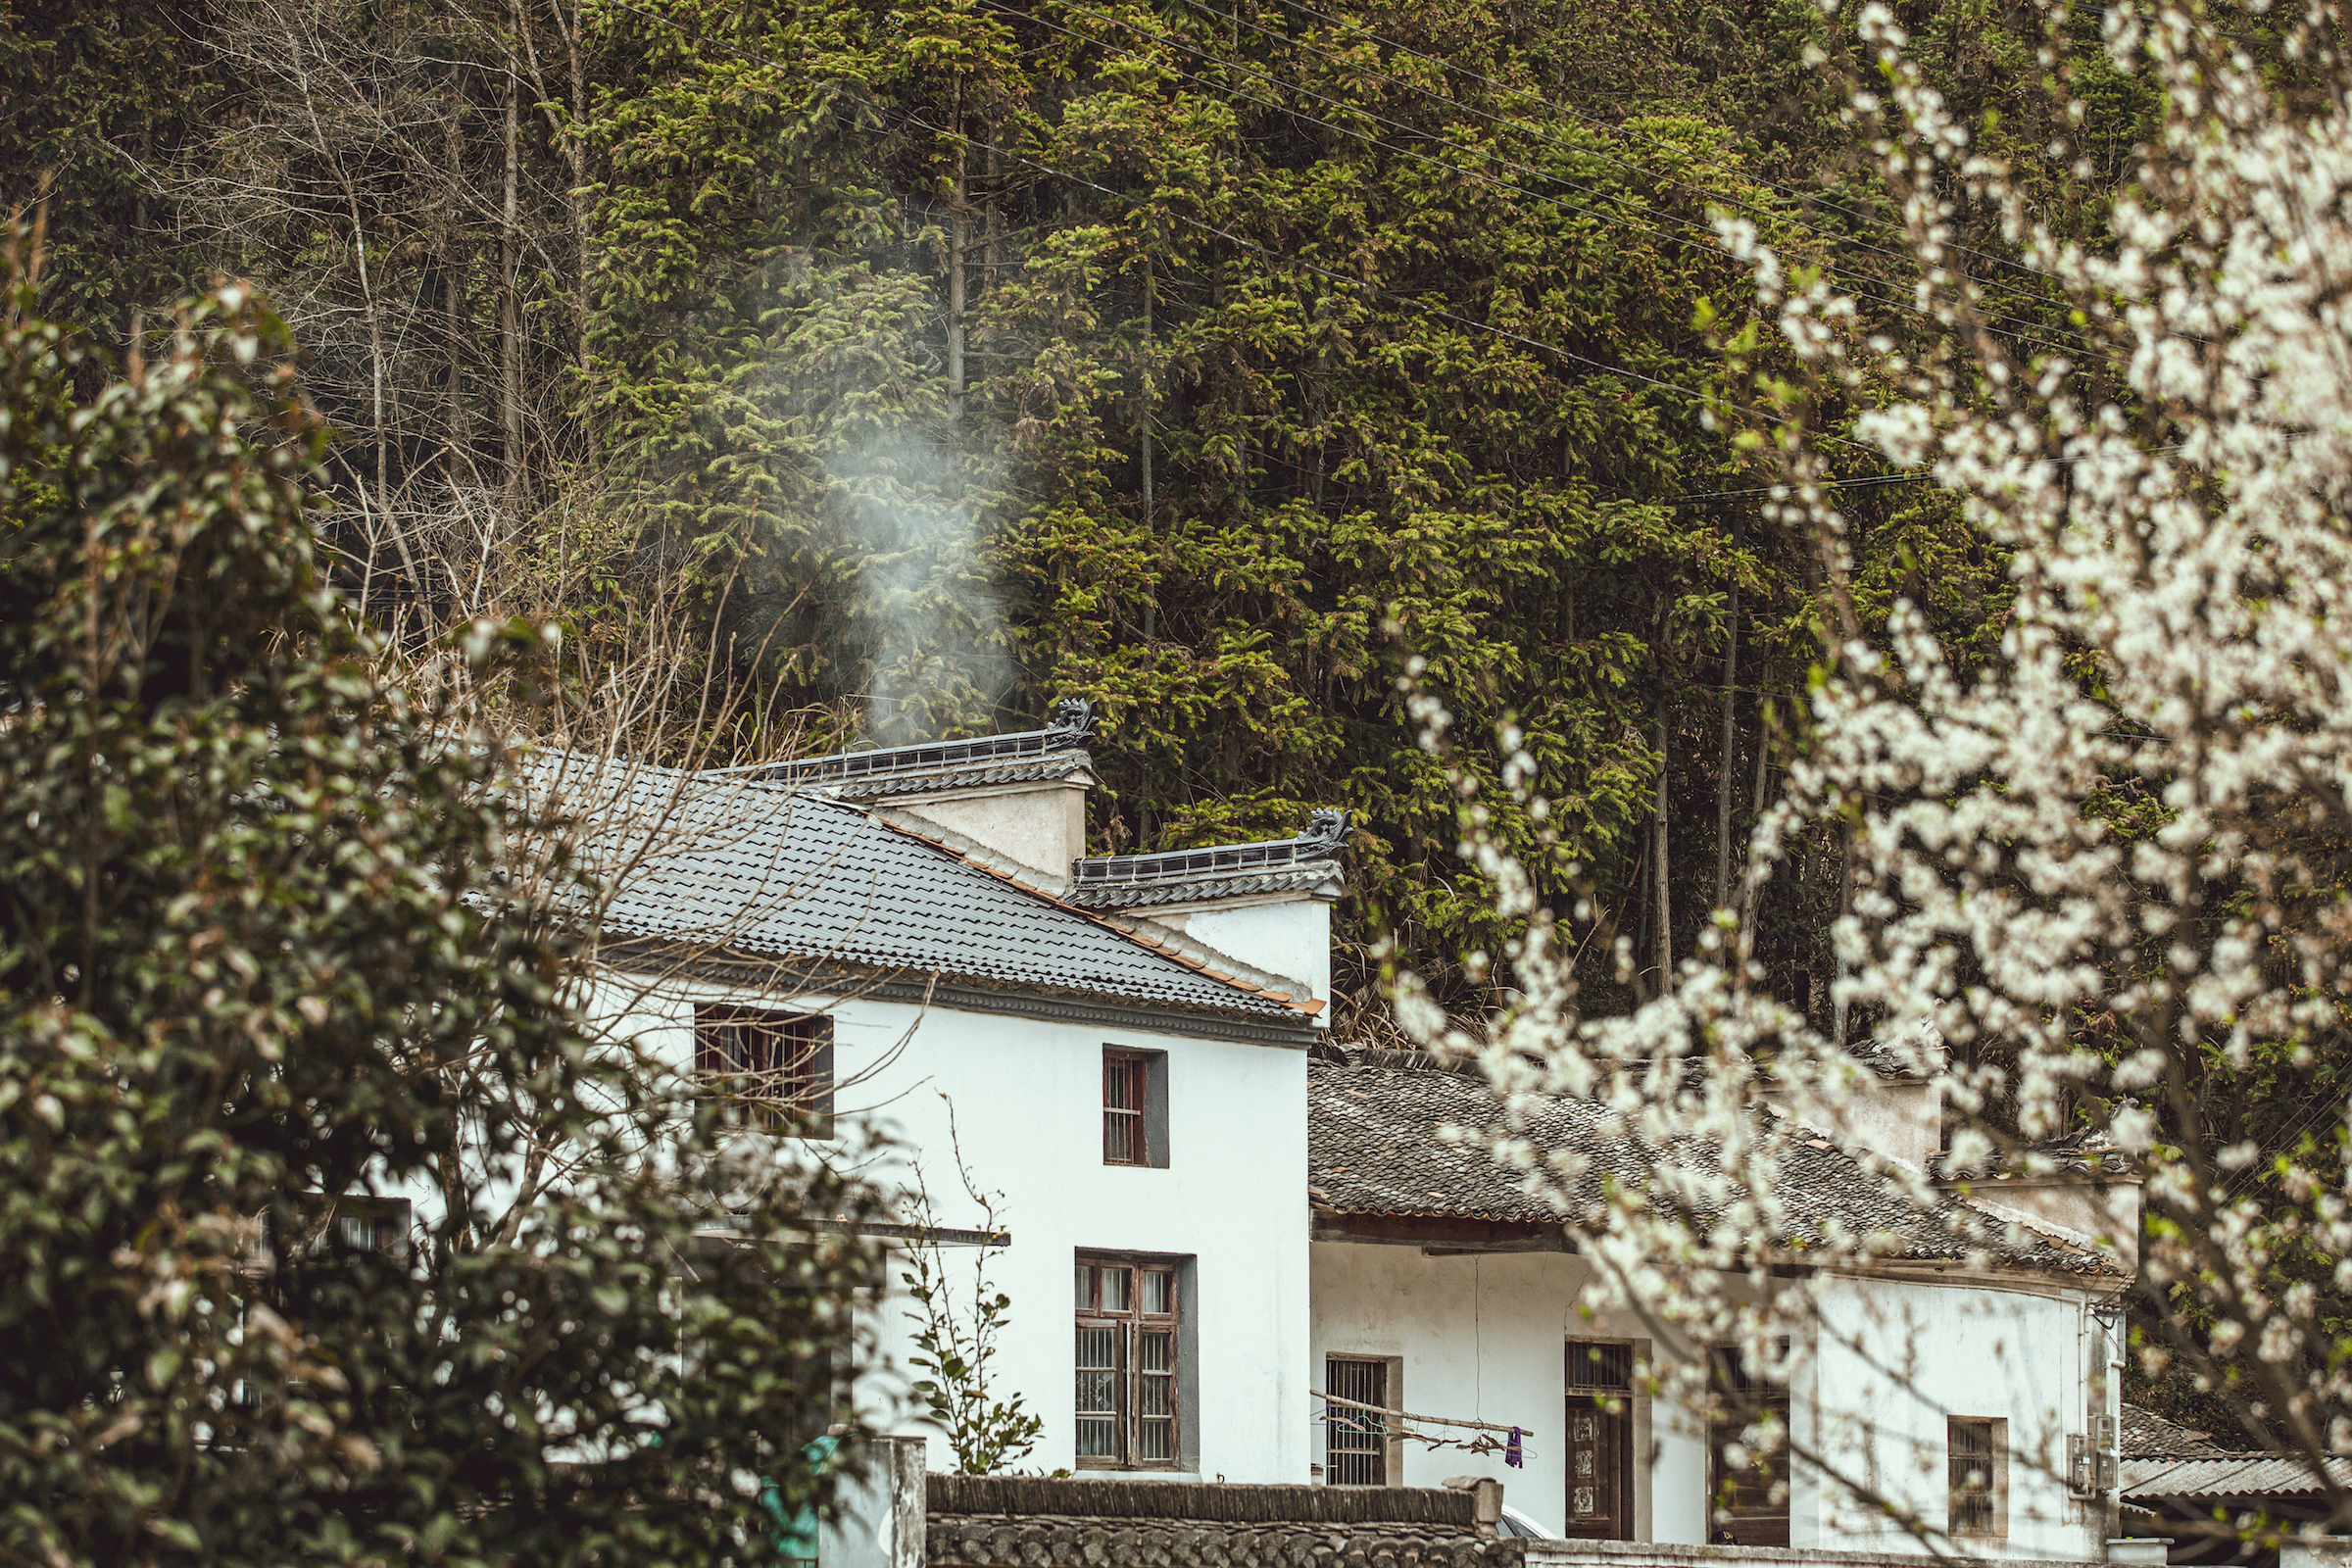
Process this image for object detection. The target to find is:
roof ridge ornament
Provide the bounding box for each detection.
[1297,808,1352,858]
[1046,697,1100,741]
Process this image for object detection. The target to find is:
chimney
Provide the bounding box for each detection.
[764,699,1101,889]
[1769,1036,1943,1169]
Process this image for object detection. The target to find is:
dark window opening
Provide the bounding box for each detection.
[1708,1343,1790,1547]
[1325,1355,1392,1486]
[1565,1340,1635,1540]
[1075,1254,1181,1468]
[1949,1417,2001,1536]
[695,1006,834,1137]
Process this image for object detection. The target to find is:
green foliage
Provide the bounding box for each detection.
[897,1113,1042,1475]
[0,275,881,1566]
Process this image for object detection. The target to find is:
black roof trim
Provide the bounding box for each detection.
[618,945,1322,1049]
[759,698,1098,790]
[1073,808,1351,893]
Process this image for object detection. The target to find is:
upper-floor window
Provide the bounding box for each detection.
[1948,1417,2005,1536]
[1102,1048,1166,1166]
[1075,1254,1181,1468]
[695,1005,834,1137]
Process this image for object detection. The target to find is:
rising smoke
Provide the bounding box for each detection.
[826,424,1009,746]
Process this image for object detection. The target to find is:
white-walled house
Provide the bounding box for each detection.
[566,700,2138,1562]
[1307,1055,2132,1557]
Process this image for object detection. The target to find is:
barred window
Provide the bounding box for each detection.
[1949,1418,2002,1535]
[1103,1052,1148,1164]
[1325,1355,1392,1486]
[695,1006,834,1137]
[1075,1255,1181,1467]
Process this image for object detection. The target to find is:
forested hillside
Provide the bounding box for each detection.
[0,0,2148,1038]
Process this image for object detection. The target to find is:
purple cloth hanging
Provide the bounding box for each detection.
[1505,1427,1524,1469]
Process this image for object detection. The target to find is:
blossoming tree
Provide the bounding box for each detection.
[1397,0,2352,1548]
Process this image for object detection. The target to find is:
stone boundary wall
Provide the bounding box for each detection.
[1524,1542,2111,1568]
[926,1477,1522,1568]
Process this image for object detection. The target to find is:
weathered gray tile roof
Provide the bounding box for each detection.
[1066,809,1351,910]
[536,757,1309,1021]
[2122,1403,2229,1460]
[1307,1059,2118,1275]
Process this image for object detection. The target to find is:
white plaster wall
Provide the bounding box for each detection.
[897,784,1089,883]
[1171,899,1333,1004]
[597,971,1311,1483]
[1805,1274,2106,1561]
[1307,1243,1712,1542]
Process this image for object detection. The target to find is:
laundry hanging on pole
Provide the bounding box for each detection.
[1309,1389,1536,1462]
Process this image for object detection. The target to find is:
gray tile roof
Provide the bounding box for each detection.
[2117,1402,2352,1500]
[1307,1060,2117,1275]
[2122,1403,2229,1460]
[538,758,1308,1022]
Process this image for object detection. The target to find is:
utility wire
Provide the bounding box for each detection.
[988,0,2089,360]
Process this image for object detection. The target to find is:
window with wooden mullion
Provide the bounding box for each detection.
[1102,1053,1147,1164]
[1075,1257,1179,1467]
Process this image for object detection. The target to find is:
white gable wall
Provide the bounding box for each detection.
[1308,1241,1713,1541]
[594,970,1312,1483]
[1804,1273,2113,1560]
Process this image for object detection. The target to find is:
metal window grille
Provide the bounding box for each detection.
[1076,1257,1181,1468]
[1103,1053,1147,1164]
[1949,1418,1997,1534]
[1569,1342,1633,1395]
[1325,1356,1390,1486]
[695,1007,833,1135]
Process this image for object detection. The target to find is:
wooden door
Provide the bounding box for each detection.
[1707,1345,1790,1546]
[1563,1341,1633,1540]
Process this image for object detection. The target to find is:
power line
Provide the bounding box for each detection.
[990,0,2089,360]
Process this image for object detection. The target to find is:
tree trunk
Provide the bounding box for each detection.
[443,92,467,480]
[501,70,523,509]
[1652,708,1672,985]
[1140,257,1155,641]
[948,81,967,411]
[1714,586,1740,910]
[1833,817,1855,1047]
[1738,710,1772,944]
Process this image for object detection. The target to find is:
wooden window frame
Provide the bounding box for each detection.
[1323,1353,1401,1486]
[694,1005,835,1138]
[1948,1416,2007,1538]
[1103,1050,1149,1165]
[1074,1253,1183,1470]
